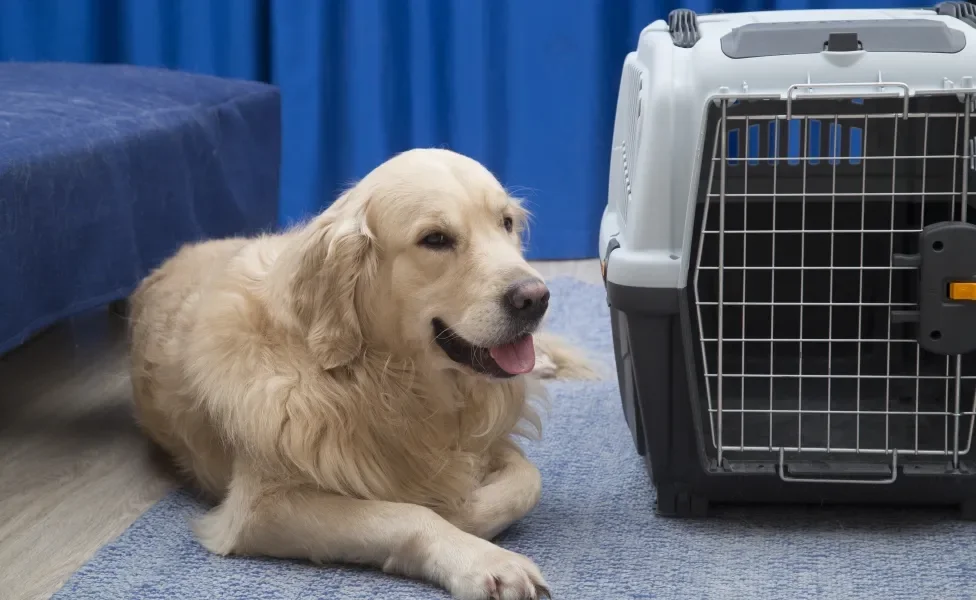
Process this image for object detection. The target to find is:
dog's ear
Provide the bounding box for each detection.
[290,210,375,370]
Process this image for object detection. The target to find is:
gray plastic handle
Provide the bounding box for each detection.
[721,19,967,59]
[778,448,899,485]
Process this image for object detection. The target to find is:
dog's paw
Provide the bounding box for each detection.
[447,546,549,600]
[532,332,600,381]
[532,352,559,379]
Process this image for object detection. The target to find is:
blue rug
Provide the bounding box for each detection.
[55,278,976,600]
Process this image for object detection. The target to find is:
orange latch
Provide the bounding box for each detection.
[948,282,976,301]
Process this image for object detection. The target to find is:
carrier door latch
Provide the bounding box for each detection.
[892,221,976,355]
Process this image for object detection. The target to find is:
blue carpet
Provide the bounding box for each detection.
[55,278,976,599]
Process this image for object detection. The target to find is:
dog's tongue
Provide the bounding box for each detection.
[489,335,536,375]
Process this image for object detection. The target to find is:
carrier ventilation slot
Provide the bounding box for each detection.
[727,120,864,167]
[612,61,645,222]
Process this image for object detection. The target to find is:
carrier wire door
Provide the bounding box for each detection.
[692,91,976,480]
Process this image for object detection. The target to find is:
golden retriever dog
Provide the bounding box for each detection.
[128,148,596,600]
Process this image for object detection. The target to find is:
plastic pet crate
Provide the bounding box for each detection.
[600,4,976,517]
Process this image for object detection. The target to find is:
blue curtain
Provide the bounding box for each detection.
[0,0,925,259]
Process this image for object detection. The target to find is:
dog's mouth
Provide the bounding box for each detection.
[431,319,535,378]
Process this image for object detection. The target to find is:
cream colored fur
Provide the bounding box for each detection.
[128,148,596,600]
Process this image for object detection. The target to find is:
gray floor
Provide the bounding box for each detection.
[0,259,600,600]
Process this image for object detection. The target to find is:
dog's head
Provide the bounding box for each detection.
[290,148,548,378]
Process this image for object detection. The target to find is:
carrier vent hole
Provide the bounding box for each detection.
[729,119,865,167]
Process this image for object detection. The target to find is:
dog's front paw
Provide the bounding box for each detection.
[532,351,559,379]
[531,332,600,381]
[446,545,549,600]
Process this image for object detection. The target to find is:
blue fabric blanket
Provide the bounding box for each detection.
[0,62,280,355]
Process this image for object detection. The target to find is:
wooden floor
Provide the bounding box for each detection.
[0,259,600,600]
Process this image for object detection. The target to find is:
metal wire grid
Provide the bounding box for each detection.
[692,93,976,467]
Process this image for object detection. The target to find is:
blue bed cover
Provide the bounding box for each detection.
[0,62,280,355]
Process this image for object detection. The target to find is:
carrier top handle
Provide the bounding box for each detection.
[825,32,861,52]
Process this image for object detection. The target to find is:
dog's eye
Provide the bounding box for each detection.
[420,232,454,250]
[503,217,514,233]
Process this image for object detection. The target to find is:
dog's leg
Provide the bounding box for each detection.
[448,441,542,541]
[195,466,550,600]
[532,331,600,380]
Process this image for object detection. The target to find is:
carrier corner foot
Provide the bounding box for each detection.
[656,486,709,518]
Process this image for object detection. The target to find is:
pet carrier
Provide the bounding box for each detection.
[600,4,976,517]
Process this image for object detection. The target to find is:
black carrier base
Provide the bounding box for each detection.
[608,281,976,520]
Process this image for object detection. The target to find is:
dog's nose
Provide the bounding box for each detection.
[504,278,550,321]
